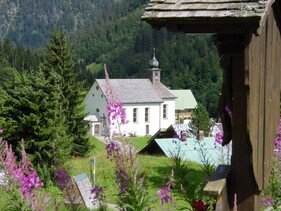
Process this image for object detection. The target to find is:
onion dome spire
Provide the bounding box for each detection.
[149,48,159,68]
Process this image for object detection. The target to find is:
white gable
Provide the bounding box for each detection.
[84,80,176,137]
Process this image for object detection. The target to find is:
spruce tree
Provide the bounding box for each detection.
[0,68,71,168]
[188,104,211,137]
[43,27,90,156]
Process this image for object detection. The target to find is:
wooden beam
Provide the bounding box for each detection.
[146,21,259,34]
[214,34,245,56]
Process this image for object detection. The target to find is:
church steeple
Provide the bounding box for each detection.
[148,48,161,83]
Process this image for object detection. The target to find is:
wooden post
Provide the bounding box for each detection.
[230,54,259,210]
[215,34,260,210]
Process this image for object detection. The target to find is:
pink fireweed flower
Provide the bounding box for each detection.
[20,170,43,196]
[157,186,174,205]
[4,143,20,179]
[274,116,281,159]
[104,64,128,137]
[214,132,223,149]
[274,116,281,150]
[107,101,128,126]
[18,141,43,196]
[157,170,175,205]
[3,141,43,197]
[91,186,103,205]
[262,196,276,207]
[54,169,71,189]
[106,141,121,158]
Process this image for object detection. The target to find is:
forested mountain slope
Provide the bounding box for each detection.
[0,0,222,117]
[0,0,147,48]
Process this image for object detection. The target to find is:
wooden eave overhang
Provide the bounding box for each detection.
[142,0,276,34]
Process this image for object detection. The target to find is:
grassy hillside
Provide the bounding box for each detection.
[66,137,206,210]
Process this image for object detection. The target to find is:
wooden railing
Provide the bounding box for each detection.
[204,165,231,211]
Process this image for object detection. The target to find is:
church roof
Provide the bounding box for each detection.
[96,79,176,104]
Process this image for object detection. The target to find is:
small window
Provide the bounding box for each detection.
[96,108,100,112]
[96,86,99,90]
[146,125,149,135]
[92,94,95,98]
[145,107,150,122]
[101,94,103,98]
[163,104,167,119]
[133,108,138,123]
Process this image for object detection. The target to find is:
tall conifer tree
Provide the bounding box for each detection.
[43,27,90,156]
[0,68,70,168]
[188,104,211,137]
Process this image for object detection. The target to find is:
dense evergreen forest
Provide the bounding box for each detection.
[0,0,222,118]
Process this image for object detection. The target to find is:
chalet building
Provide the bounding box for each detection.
[170,89,197,122]
[84,51,176,136]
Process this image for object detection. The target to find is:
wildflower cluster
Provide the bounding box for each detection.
[107,102,127,126]
[274,116,281,155]
[214,131,231,165]
[91,185,107,210]
[106,137,150,210]
[157,170,175,207]
[214,132,223,146]
[0,134,49,210]
[4,141,44,197]
[106,141,120,158]
[104,64,128,137]
[104,66,150,210]
[262,197,276,207]
[54,169,71,189]
[262,115,281,208]
[91,186,103,202]
[53,168,84,211]
[157,186,174,205]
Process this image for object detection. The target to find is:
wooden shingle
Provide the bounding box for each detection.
[142,0,275,33]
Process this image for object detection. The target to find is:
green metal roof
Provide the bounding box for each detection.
[170,90,197,110]
[154,137,231,165]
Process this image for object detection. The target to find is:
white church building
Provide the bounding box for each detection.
[84,51,176,137]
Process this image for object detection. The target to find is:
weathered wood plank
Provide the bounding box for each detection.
[204,165,231,211]
[264,9,274,187]
[150,0,264,3]
[143,10,262,19]
[255,27,265,209]
[204,179,226,195]
[148,2,263,11]
[180,0,260,2]
[256,29,264,191]
[247,16,266,192]
[246,22,265,210]
[204,165,231,195]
